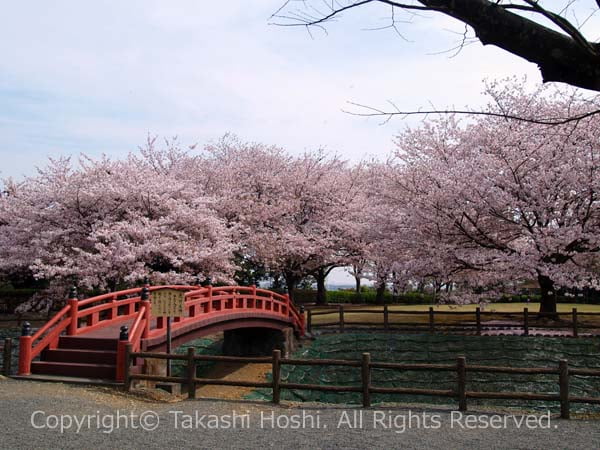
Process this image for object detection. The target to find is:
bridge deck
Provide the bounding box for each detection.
[76,317,150,339]
[74,312,295,345]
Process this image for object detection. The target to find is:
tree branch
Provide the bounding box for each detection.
[343,101,600,125]
[271,0,436,27]
[274,0,600,91]
[418,0,600,90]
[520,0,598,57]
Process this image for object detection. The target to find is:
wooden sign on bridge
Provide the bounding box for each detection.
[151,289,185,317]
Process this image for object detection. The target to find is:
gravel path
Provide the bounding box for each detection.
[1,377,599,450]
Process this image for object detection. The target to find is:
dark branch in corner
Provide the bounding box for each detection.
[520,0,598,56]
[272,0,600,92]
[343,101,600,125]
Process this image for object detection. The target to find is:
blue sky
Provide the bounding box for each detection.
[1,0,564,180]
[2,1,599,284]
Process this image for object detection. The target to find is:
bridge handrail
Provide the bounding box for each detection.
[144,286,301,339]
[289,302,305,332]
[115,302,150,381]
[77,285,196,307]
[19,284,305,377]
[78,287,143,307]
[18,304,72,375]
[129,304,148,349]
[72,285,199,336]
[31,304,71,342]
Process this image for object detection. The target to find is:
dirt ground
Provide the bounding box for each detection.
[193,362,271,399]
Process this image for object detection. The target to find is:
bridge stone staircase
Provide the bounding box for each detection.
[31,336,118,379]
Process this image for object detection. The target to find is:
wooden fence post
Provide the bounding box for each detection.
[523,308,529,336]
[559,359,570,419]
[362,353,371,407]
[572,308,578,338]
[429,307,435,333]
[383,305,389,330]
[307,309,312,334]
[457,356,467,412]
[187,347,196,399]
[339,305,345,333]
[272,349,281,404]
[123,343,132,391]
[475,307,481,336]
[2,338,12,376]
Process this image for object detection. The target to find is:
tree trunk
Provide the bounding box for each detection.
[315,267,327,306]
[284,271,299,304]
[375,282,386,305]
[354,275,362,303]
[271,273,283,290]
[537,273,558,318]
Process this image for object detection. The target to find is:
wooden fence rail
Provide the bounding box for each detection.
[305,306,600,336]
[124,344,600,419]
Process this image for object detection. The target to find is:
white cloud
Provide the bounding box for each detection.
[1,0,594,179]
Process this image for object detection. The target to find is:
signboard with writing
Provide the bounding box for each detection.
[151,289,186,317]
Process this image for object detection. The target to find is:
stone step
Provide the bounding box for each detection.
[10,374,122,386]
[58,336,119,351]
[42,348,117,365]
[31,361,116,379]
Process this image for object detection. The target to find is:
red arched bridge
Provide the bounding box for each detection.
[18,285,305,381]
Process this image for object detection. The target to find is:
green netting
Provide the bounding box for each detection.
[171,337,223,377]
[246,333,600,413]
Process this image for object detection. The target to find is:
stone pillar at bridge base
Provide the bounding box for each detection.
[223,327,297,357]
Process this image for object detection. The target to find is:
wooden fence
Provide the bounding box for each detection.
[123,345,600,419]
[305,306,600,336]
[1,338,12,376]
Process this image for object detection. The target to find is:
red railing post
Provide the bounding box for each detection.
[18,322,32,375]
[67,286,79,336]
[187,288,197,317]
[108,294,117,320]
[141,287,150,339]
[206,285,213,313]
[115,326,129,382]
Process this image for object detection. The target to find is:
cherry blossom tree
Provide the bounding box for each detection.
[200,135,369,303]
[0,138,236,311]
[6,81,598,316]
[381,79,600,314]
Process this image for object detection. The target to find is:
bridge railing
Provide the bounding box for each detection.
[18,304,71,375]
[146,285,303,339]
[19,284,305,377]
[71,288,144,335]
[17,287,153,375]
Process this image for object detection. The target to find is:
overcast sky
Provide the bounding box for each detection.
[2,1,599,285]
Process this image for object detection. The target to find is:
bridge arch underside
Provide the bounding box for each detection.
[142,316,296,356]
